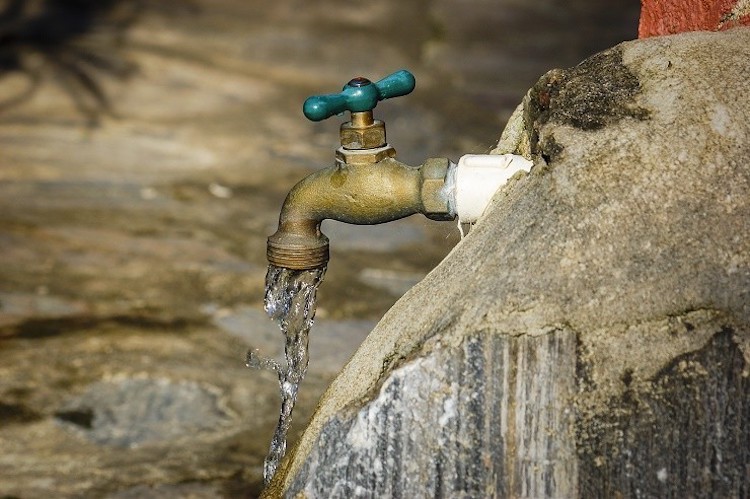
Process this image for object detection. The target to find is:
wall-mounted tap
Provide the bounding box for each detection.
[267,70,455,270]
[260,70,535,488]
[266,70,534,270]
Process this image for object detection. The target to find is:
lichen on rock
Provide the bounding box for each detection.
[496,46,650,163]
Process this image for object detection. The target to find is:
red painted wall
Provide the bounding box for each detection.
[639,0,750,38]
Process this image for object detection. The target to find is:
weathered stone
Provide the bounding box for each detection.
[267,28,750,497]
[289,330,579,498]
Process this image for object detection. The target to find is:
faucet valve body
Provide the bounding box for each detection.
[267,70,456,270]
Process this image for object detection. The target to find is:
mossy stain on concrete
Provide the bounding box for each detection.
[524,46,650,159]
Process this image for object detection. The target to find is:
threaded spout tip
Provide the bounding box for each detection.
[267,231,329,270]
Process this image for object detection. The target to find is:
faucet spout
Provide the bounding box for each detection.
[267,154,453,270]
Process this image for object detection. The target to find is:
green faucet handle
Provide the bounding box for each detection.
[303,69,416,122]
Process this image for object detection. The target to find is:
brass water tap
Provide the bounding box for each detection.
[267,70,455,270]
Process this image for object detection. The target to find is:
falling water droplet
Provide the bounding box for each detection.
[245,349,280,372]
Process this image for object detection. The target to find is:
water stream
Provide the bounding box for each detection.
[247,264,327,484]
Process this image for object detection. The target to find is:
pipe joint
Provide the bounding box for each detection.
[420,157,455,221]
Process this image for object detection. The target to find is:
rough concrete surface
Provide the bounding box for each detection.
[268,28,750,498]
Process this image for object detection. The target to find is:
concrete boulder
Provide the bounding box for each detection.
[266,28,750,498]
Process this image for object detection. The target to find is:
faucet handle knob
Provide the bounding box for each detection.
[303,69,416,122]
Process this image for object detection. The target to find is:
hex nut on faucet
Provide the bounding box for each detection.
[340,119,387,150]
[335,144,397,166]
[420,157,454,220]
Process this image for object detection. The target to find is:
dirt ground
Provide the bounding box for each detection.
[0,0,638,496]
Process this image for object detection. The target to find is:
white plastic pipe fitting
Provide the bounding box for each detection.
[445,154,533,224]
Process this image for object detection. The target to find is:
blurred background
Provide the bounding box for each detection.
[0,0,638,496]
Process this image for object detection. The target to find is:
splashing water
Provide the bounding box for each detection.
[247,264,326,485]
